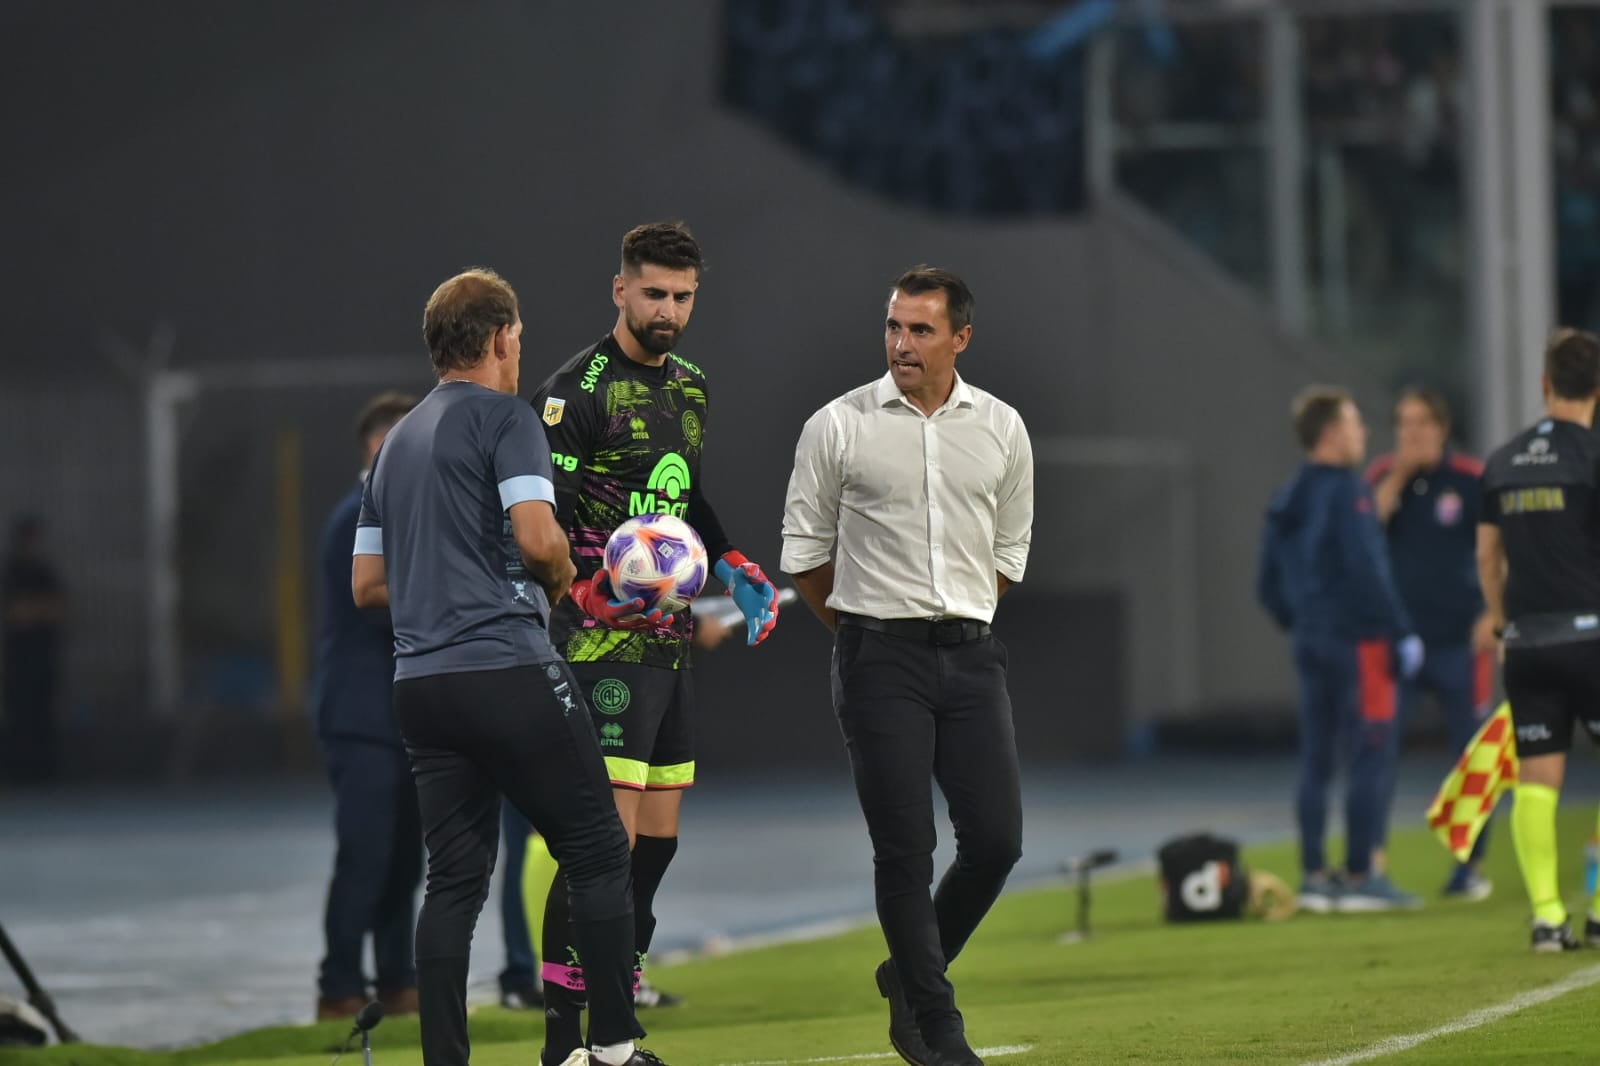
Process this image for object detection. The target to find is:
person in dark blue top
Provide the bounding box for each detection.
[1365,387,1497,902]
[1257,386,1425,914]
[353,268,665,1066]
[313,390,422,1022]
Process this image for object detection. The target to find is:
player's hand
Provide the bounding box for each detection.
[1471,612,1499,654]
[714,550,778,646]
[541,556,578,607]
[1396,634,1425,681]
[569,571,672,630]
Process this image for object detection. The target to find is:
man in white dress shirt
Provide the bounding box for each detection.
[780,266,1034,1066]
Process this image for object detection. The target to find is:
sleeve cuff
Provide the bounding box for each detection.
[780,538,833,575]
[499,474,556,510]
[995,552,1028,583]
[353,526,383,556]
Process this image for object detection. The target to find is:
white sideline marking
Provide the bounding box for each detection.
[1298,964,1600,1065]
[719,1044,1034,1065]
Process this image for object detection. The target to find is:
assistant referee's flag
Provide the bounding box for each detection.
[1426,702,1518,862]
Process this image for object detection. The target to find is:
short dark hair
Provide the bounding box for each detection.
[1292,386,1353,451]
[890,266,975,333]
[356,391,418,442]
[621,221,703,276]
[1394,386,1451,433]
[422,268,519,374]
[1545,327,1600,400]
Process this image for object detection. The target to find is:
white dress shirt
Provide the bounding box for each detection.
[780,372,1033,624]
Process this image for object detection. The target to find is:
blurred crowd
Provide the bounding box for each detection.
[1113,6,1600,349]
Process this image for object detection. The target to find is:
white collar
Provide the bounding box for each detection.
[874,371,974,414]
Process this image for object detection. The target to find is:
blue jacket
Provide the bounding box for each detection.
[310,484,400,746]
[1256,463,1414,644]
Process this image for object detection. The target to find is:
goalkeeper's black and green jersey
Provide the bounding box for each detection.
[530,333,734,669]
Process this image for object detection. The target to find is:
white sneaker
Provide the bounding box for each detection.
[558,1051,591,1066]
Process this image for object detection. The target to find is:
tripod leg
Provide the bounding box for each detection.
[0,921,79,1043]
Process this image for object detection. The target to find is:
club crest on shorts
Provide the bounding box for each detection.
[542,397,566,426]
[593,678,631,715]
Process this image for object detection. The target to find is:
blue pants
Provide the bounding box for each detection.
[1293,636,1396,877]
[319,740,423,1000]
[500,799,539,990]
[1378,642,1492,862]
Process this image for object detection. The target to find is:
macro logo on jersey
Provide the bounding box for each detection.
[542,398,566,426]
[629,452,692,518]
[593,678,631,715]
[1512,437,1558,466]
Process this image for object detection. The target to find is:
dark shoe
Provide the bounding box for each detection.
[1531,919,1582,953]
[1587,913,1600,948]
[377,985,419,1016]
[876,959,933,1066]
[500,981,545,1010]
[624,1052,670,1065]
[926,1032,984,1066]
[315,994,366,1022]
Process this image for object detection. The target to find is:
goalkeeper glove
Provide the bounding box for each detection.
[569,571,671,630]
[713,550,778,646]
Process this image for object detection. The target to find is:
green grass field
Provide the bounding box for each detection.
[6,812,1600,1066]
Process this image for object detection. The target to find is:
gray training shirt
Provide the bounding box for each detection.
[355,380,560,679]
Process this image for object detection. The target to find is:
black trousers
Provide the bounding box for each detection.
[319,739,423,1000]
[831,621,1023,1040]
[393,663,643,1066]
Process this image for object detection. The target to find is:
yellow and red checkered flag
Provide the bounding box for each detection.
[1426,702,1518,861]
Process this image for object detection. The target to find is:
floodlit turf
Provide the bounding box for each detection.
[5,812,1600,1066]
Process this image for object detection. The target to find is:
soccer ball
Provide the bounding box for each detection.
[604,513,709,615]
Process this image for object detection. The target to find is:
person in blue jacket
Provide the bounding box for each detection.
[1257,386,1426,914]
[313,390,421,1020]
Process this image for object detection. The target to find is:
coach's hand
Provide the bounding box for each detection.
[715,550,779,646]
[569,571,672,630]
[1396,634,1425,681]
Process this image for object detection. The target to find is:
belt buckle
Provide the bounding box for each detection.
[932,619,965,645]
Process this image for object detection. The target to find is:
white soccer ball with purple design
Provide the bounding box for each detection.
[604,513,709,615]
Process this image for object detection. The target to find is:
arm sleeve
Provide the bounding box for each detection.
[780,407,844,574]
[490,400,557,511]
[1339,478,1415,639]
[688,488,736,561]
[1479,469,1500,526]
[530,376,604,527]
[328,494,391,630]
[354,462,383,557]
[1255,517,1293,631]
[993,412,1033,582]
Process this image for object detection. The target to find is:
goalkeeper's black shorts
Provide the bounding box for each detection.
[568,662,695,791]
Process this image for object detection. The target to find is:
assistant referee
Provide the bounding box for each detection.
[1478,327,1600,953]
[781,267,1033,1066]
[352,269,664,1066]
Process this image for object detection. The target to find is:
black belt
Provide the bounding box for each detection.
[838,613,990,646]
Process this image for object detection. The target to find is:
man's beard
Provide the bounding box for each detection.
[627,312,682,356]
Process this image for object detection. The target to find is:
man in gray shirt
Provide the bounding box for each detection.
[353,268,668,1066]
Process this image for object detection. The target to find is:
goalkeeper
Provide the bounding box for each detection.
[528,221,779,1064]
